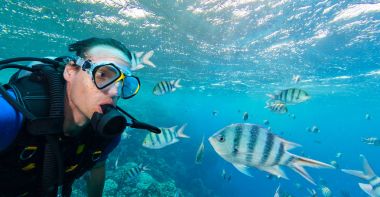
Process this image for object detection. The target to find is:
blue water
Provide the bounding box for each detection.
[1,0,380,196]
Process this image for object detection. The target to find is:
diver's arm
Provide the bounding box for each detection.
[0,89,23,152]
[86,160,106,197]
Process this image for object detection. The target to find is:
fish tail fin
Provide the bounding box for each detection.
[265,100,272,108]
[358,183,375,197]
[142,50,156,68]
[131,64,144,71]
[138,163,150,171]
[177,123,189,138]
[361,154,377,178]
[275,184,281,196]
[342,154,376,180]
[143,164,150,171]
[174,79,182,88]
[289,153,334,185]
[266,94,275,100]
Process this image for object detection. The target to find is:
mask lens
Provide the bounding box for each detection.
[122,76,140,99]
[93,64,120,89]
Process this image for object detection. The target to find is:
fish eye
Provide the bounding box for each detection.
[217,135,225,142]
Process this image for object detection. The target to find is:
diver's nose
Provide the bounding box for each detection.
[106,80,123,98]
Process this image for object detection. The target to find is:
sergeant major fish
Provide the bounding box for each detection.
[125,163,149,181]
[153,79,182,95]
[265,102,288,114]
[342,155,380,197]
[362,137,380,146]
[195,136,205,164]
[143,124,189,149]
[267,88,310,104]
[208,123,334,184]
[130,50,156,71]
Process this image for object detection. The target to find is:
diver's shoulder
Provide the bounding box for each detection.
[0,89,24,151]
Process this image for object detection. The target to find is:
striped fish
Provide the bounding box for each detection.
[265,102,288,114]
[208,123,334,184]
[195,136,205,164]
[342,155,380,197]
[153,79,182,95]
[362,137,380,146]
[125,163,149,181]
[142,124,189,149]
[267,88,310,104]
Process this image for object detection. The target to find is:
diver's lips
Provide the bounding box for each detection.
[96,105,103,114]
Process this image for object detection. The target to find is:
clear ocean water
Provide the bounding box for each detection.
[1,0,380,196]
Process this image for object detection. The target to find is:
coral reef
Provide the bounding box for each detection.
[70,130,213,197]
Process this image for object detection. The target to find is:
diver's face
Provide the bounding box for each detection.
[65,46,131,125]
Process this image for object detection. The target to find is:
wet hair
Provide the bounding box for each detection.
[68,37,132,60]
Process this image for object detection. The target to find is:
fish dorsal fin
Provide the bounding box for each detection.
[361,154,376,178]
[358,183,376,197]
[169,126,178,132]
[281,139,301,150]
[258,165,288,180]
[232,163,254,177]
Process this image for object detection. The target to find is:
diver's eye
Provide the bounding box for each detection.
[217,135,225,142]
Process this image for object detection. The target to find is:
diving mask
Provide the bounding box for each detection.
[76,57,140,99]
